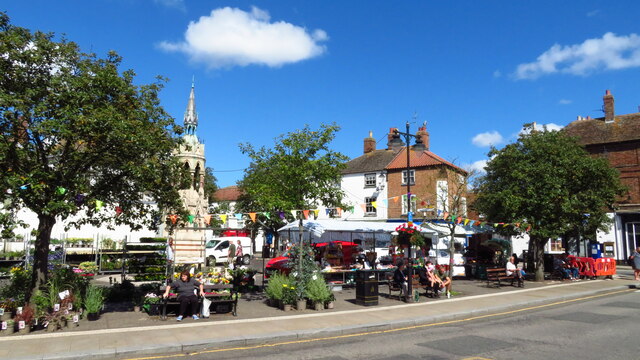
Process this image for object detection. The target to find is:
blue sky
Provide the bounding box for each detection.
[4,1,640,187]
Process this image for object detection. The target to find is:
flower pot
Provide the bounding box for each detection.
[280,303,292,312]
[296,300,306,311]
[18,326,30,335]
[133,305,141,313]
[313,301,323,311]
[325,301,334,309]
[87,312,100,321]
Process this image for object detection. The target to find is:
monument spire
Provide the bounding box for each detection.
[184,80,198,135]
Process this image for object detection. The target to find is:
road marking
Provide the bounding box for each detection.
[123,288,634,360]
[462,357,493,360]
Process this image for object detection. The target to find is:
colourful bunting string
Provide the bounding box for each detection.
[168,214,178,224]
[313,209,319,219]
[204,214,212,225]
[302,210,309,220]
[264,212,271,220]
[188,215,195,224]
[371,201,377,209]
[220,214,228,223]
[249,212,256,222]
[290,210,297,219]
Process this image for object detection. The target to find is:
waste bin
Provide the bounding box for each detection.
[590,243,602,259]
[355,270,379,306]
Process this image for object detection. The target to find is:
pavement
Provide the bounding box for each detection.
[1,265,638,360]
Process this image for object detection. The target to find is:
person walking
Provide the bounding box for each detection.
[235,239,243,265]
[631,247,640,281]
[163,270,204,321]
[227,240,236,268]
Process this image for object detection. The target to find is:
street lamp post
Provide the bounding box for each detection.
[390,120,426,302]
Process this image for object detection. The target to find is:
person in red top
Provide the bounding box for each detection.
[235,239,243,265]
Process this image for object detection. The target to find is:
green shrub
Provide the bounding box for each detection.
[139,237,167,243]
[78,261,98,274]
[265,272,288,301]
[305,274,331,303]
[84,285,105,313]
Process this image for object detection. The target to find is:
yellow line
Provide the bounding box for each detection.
[123,288,633,360]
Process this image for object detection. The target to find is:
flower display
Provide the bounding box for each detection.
[394,223,426,248]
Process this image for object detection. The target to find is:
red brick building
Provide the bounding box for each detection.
[564,90,640,260]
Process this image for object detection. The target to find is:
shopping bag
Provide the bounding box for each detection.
[201,297,211,318]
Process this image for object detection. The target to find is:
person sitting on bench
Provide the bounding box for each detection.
[393,260,409,301]
[163,270,205,321]
[424,261,445,296]
[506,256,524,287]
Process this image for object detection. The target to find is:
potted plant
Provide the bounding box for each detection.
[325,292,336,309]
[2,319,15,335]
[142,294,162,315]
[264,272,285,307]
[84,285,104,321]
[14,305,34,334]
[305,274,331,311]
[281,284,296,311]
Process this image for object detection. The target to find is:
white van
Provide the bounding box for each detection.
[204,236,253,266]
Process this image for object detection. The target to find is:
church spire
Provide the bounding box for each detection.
[184,79,198,135]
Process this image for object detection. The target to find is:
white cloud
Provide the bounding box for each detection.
[558,99,572,105]
[493,70,502,78]
[160,6,328,69]
[472,131,504,147]
[468,160,488,174]
[519,123,564,135]
[513,32,640,80]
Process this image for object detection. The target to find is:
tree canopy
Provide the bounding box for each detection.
[473,124,625,280]
[237,123,348,239]
[0,13,187,298]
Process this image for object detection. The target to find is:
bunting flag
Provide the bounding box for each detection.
[290,210,297,218]
[168,214,178,224]
[382,199,388,207]
[371,201,378,209]
[302,210,309,220]
[443,211,449,219]
[456,216,462,224]
[95,200,104,210]
[526,225,532,232]
[393,196,399,203]
[204,214,212,225]
[278,211,285,220]
[451,215,456,223]
[115,206,122,216]
[360,204,367,212]
[469,220,476,227]
[233,213,242,220]
[493,223,499,228]
[347,206,355,213]
[188,215,195,224]
[336,207,342,217]
[264,212,271,220]
[325,209,331,216]
[464,219,470,226]
[220,214,228,223]
[19,185,28,190]
[248,212,257,222]
[313,209,319,218]
[56,187,67,195]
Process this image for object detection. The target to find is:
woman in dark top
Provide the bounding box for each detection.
[163,270,205,321]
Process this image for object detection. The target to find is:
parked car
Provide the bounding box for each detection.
[205,236,252,266]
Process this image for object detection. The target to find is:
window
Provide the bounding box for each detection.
[548,238,563,252]
[401,194,417,215]
[460,197,467,217]
[364,173,376,188]
[365,197,377,216]
[402,170,415,185]
[436,180,449,213]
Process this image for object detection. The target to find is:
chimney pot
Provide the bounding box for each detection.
[364,131,376,154]
[603,90,614,122]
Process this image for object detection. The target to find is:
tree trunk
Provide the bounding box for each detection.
[531,235,546,282]
[29,213,56,303]
[448,227,455,291]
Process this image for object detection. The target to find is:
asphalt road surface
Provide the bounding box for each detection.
[126,287,639,360]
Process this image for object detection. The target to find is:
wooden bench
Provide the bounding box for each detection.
[486,267,523,288]
[161,284,238,320]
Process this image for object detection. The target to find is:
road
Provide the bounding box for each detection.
[123,287,639,360]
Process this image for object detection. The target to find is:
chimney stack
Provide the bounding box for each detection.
[364,131,376,154]
[416,126,430,151]
[387,127,398,150]
[604,89,614,122]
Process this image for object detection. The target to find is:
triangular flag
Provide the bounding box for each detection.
[526,225,532,232]
[443,212,449,219]
[382,199,388,207]
[371,201,378,209]
[291,210,297,218]
[56,187,66,195]
[313,209,319,218]
[234,213,243,220]
[204,214,212,225]
[302,210,309,220]
[220,214,228,223]
[263,212,271,220]
[249,212,257,222]
[325,209,331,216]
[188,215,195,224]
[337,207,342,217]
[494,223,499,228]
[168,214,178,224]
[348,206,355,213]
[393,196,399,203]
[95,200,103,210]
[469,220,476,227]
[360,204,366,212]
[456,216,462,224]
[278,211,285,220]
[464,219,470,226]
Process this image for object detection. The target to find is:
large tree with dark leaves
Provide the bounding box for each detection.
[0,13,187,299]
[473,124,625,281]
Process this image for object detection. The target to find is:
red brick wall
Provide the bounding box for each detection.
[585,140,640,206]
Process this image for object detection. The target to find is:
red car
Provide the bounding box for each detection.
[265,241,361,278]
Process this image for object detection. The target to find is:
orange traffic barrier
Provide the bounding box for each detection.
[573,257,596,278]
[594,257,616,278]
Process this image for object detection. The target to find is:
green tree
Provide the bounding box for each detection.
[203,166,218,206]
[473,124,625,281]
[0,14,187,299]
[238,123,348,276]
